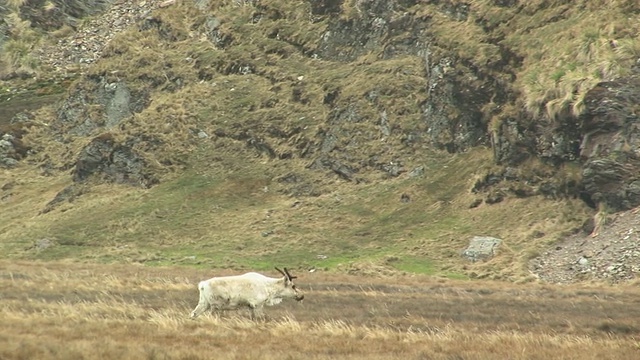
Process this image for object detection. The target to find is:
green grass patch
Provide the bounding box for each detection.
[388,255,436,275]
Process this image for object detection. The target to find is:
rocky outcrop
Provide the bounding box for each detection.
[0,124,31,168]
[8,0,640,216]
[55,75,148,137]
[492,72,640,213]
[40,183,86,214]
[420,52,491,153]
[316,0,495,153]
[289,0,505,186]
[525,73,640,283]
[483,71,640,213]
[72,133,157,188]
[38,131,155,214]
[579,76,640,212]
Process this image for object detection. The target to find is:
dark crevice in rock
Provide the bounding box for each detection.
[73,133,158,188]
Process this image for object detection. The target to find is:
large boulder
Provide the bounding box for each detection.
[462,236,502,262]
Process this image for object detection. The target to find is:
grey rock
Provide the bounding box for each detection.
[462,236,502,262]
[320,133,338,153]
[104,83,133,128]
[55,77,147,137]
[408,166,425,178]
[35,238,55,251]
[0,134,21,168]
[0,157,18,167]
[72,134,158,188]
[41,184,86,214]
[195,0,213,11]
[379,110,390,137]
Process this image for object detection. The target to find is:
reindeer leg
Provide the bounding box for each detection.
[250,304,265,321]
[217,309,226,319]
[190,302,210,319]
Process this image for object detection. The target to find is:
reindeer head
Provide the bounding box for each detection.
[275,267,304,301]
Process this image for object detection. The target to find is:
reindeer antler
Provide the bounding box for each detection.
[275,267,287,278]
[283,267,297,280]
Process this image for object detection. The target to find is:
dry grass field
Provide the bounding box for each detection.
[1,260,639,360]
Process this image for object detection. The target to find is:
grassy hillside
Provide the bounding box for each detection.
[0,143,590,280]
[3,0,627,280]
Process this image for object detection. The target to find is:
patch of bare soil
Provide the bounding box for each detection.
[531,209,640,284]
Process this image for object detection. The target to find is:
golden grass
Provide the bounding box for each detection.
[1,261,639,359]
[43,0,57,12]
[418,1,640,119]
[5,0,27,9]
[0,13,41,76]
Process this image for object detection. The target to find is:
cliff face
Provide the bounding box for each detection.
[579,75,640,212]
[303,0,640,214]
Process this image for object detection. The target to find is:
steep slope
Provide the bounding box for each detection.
[1,0,639,282]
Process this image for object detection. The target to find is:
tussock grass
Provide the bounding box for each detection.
[415,1,640,119]
[0,13,41,76]
[5,0,27,9]
[1,261,639,359]
[486,1,639,118]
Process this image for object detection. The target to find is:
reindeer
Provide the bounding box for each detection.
[190,267,304,320]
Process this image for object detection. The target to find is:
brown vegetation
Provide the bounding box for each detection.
[1,260,639,359]
[0,12,41,77]
[6,0,636,284]
[1,12,640,360]
[0,145,592,281]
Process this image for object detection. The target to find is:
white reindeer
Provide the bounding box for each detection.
[190,267,304,320]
